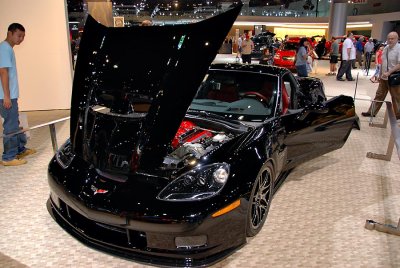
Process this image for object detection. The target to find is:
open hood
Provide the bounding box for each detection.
[70,6,242,173]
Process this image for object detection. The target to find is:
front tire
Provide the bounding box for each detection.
[246,162,275,237]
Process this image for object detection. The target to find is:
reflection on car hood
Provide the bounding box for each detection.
[70,6,242,173]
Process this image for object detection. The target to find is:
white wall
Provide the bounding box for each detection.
[0,0,72,111]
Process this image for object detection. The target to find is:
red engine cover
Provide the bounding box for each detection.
[171,120,212,149]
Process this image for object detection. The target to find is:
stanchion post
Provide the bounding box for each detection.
[49,124,58,154]
[369,102,388,128]
[366,134,395,161]
[365,218,400,236]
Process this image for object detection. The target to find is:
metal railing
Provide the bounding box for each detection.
[0,115,70,154]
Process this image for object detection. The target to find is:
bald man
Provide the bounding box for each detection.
[362,31,400,119]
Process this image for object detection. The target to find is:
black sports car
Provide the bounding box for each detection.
[47,5,359,267]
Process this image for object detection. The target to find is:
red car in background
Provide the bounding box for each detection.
[273,37,314,71]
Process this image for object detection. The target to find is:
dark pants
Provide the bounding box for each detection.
[356,51,363,68]
[364,52,372,70]
[241,54,251,64]
[336,60,353,80]
[351,58,356,68]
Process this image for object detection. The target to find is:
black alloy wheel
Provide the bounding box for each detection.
[246,162,274,237]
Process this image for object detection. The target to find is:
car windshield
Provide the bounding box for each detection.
[189,70,278,122]
[283,42,298,50]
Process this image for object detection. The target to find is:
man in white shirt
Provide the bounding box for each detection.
[337,32,355,81]
[362,32,400,119]
[241,34,254,64]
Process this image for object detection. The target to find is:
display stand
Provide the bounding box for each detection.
[366,102,394,161]
[366,134,395,161]
[364,101,400,236]
[365,218,400,236]
[368,107,388,128]
[0,117,69,154]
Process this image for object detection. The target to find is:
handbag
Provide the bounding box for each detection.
[388,71,400,86]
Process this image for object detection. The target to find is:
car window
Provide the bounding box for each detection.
[191,70,279,122]
[283,42,298,50]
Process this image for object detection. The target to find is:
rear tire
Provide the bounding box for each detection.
[246,162,275,237]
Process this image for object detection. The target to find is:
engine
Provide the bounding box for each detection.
[163,120,232,169]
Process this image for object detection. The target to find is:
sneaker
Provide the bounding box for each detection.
[1,158,27,166]
[16,148,37,159]
[337,78,345,81]
[347,78,355,81]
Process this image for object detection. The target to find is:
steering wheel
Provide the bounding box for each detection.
[242,91,269,103]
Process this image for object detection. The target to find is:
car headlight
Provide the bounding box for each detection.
[157,163,230,202]
[274,54,280,59]
[55,139,75,169]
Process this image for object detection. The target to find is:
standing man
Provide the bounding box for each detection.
[327,37,339,76]
[362,31,400,119]
[355,36,364,69]
[337,32,355,81]
[241,34,254,64]
[0,23,36,166]
[363,38,374,71]
[236,33,245,61]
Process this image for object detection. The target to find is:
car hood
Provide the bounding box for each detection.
[70,6,241,174]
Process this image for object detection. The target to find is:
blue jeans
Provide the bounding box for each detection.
[0,99,27,161]
[296,64,308,77]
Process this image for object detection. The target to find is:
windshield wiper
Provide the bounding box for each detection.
[187,109,228,121]
[187,109,252,130]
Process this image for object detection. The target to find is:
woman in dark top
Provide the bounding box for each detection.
[295,37,310,77]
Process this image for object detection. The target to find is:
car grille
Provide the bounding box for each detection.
[58,198,147,249]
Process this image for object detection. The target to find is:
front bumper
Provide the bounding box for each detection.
[47,167,247,267]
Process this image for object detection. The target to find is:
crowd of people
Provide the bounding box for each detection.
[234,30,400,120]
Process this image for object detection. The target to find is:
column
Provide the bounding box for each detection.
[327,1,348,39]
[86,0,113,27]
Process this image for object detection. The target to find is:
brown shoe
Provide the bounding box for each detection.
[16,148,37,159]
[1,158,27,166]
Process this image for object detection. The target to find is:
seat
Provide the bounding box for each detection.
[258,82,274,102]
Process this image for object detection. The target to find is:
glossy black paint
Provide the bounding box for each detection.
[47,6,359,267]
[71,7,241,172]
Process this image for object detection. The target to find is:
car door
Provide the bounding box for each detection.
[279,73,357,170]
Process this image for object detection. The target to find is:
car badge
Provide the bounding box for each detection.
[91,185,108,195]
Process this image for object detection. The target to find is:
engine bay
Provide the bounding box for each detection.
[163,120,234,169]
